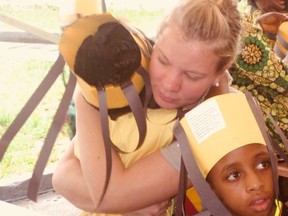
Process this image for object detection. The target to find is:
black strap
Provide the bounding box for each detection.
[95,66,151,203]
[173,121,231,216]
[245,92,280,198]
[96,81,148,201]
[27,71,76,201]
[97,87,113,204]
[120,81,147,152]
[0,54,76,201]
[175,158,187,216]
[264,110,288,164]
[264,110,288,154]
[98,78,149,155]
[0,54,65,161]
[137,66,152,110]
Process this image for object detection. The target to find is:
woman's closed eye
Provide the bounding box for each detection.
[158,57,169,66]
[184,72,202,81]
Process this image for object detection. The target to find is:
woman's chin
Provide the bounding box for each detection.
[154,98,170,108]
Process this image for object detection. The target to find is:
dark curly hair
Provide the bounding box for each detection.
[74,22,141,87]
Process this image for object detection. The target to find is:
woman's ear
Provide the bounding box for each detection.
[212,61,233,84]
[206,73,230,99]
[212,77,222,87]
[213,69,229,87]
[215,59,234,86]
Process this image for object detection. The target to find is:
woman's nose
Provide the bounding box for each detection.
[162,70,181,92]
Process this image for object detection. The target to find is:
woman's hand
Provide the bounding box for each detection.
[257,12,288,35]
[123,200,171,216]
[257,0,286,13]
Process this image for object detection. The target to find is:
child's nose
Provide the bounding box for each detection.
[246,172,264,192]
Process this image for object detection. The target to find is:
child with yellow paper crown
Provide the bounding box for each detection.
[174,93,288,216]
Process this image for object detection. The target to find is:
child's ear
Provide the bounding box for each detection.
[206,175,216,191]
[209,183,216,192]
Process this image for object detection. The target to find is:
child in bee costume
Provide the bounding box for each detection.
[59,13,179,215]
[173,93,288,216]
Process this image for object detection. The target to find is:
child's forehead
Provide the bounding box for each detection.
[216,143,269,169]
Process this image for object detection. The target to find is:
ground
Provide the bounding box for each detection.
[10,191,81,216]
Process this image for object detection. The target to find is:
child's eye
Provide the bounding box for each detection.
[256,160,270,170]
[227,172,240,181]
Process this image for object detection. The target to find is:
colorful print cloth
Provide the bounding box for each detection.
[229,10,288,152]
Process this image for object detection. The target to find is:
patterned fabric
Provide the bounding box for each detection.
[229,10,288,151]
[184,187,203,215]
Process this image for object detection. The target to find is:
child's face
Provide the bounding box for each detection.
[207,144,276,216]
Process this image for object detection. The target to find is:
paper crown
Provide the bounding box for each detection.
[274,21,288,60]
[180,93,267,178]
[59,13,152,109]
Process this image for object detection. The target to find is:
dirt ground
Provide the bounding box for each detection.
[10,191,82,216]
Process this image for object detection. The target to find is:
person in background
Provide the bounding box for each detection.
[246,0,287,45]
[229,0,288,154]
[244,0,288,62]
[53,0,242,215]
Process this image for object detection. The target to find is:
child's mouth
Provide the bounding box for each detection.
[249,197,271,213]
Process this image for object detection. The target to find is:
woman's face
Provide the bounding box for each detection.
[149,24,223,109]
[207,144,276,216]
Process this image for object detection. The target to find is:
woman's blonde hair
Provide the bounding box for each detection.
[157,0,241,72]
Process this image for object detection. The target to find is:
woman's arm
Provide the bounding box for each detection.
[52,145,172,215]
[256,12,288,35]
[74,89,183,213]
[52,138,95,211]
